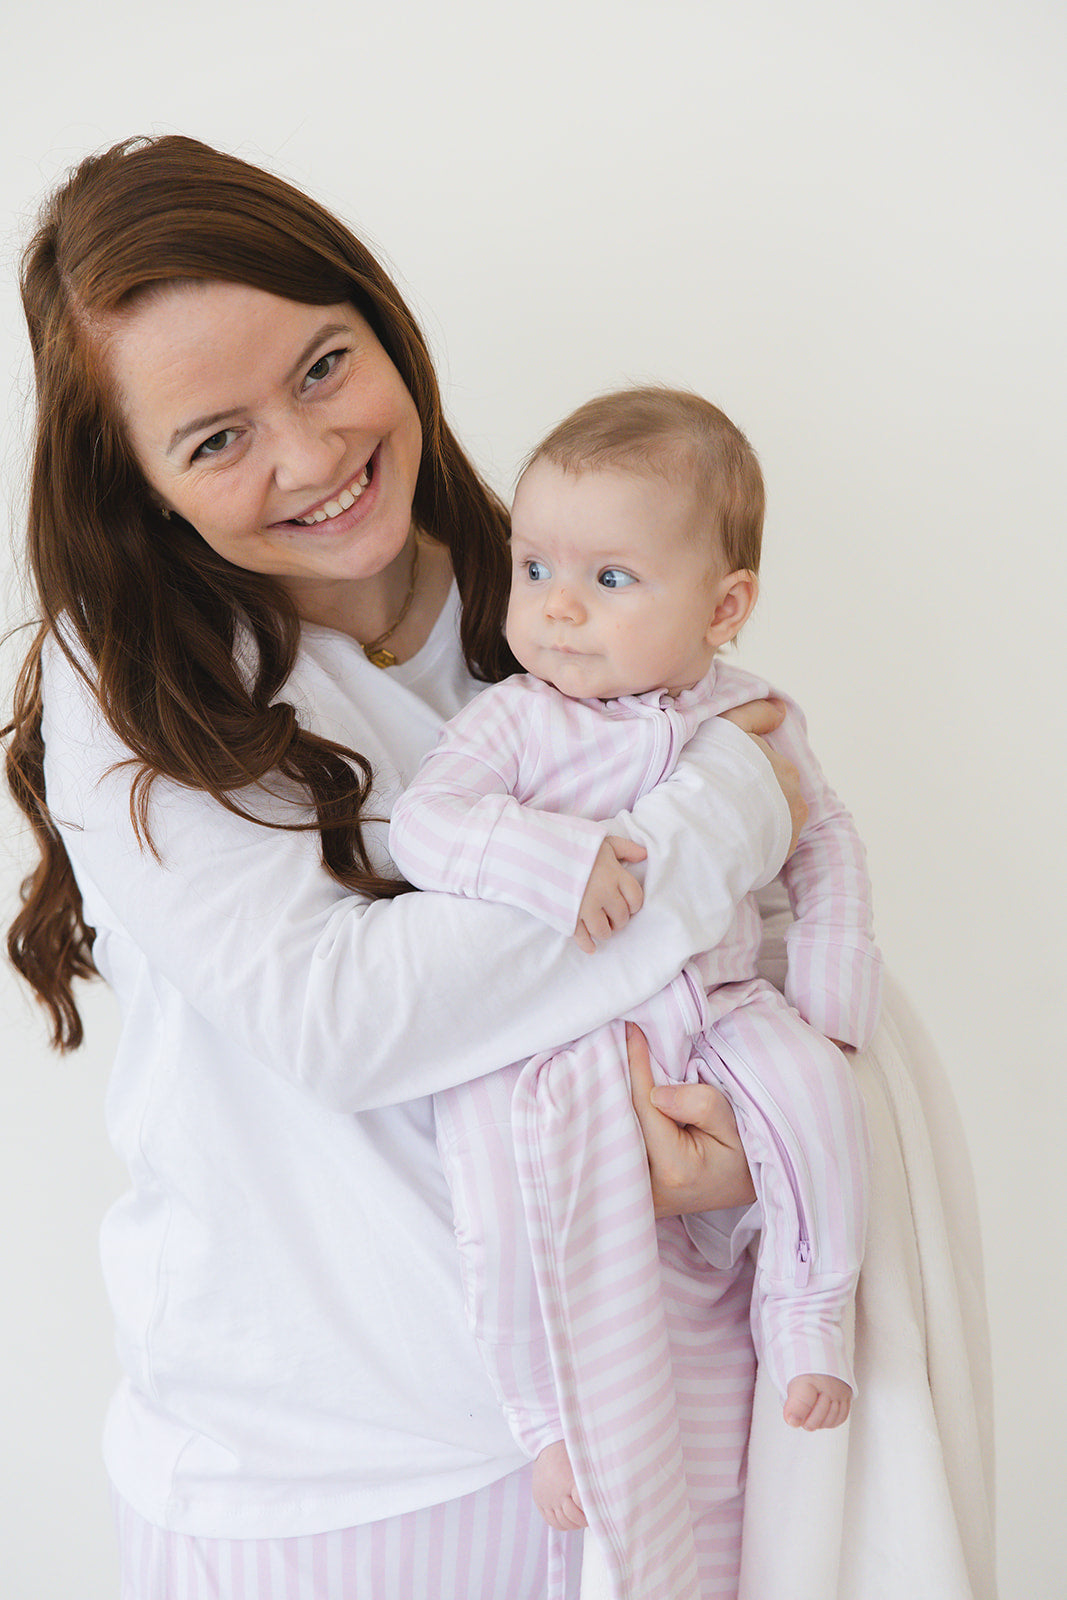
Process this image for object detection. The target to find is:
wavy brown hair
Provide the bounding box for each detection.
[4,135,517,1050]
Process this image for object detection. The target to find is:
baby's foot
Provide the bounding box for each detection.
[532,1439,587,1531]
[784,1373,852,1431]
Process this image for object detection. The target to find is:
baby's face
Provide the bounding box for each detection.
[506,459,724,700]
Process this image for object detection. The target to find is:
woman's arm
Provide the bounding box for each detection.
[42,645,793,1111]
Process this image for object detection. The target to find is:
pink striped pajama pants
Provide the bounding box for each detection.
[435,971,869,1600]
[112,1462,582,1599]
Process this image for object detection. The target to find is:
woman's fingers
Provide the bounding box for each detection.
[720,702,806,857]
[720,697,786,737]
[650,1081,744,1145]
[626,1023,756,1214]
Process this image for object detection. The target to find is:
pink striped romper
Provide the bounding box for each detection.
[389,661,881,1600]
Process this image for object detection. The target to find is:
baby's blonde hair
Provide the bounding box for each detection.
[523,386,764,575]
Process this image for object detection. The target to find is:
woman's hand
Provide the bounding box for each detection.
[627,1022,756,1217]
[720,699,807,857]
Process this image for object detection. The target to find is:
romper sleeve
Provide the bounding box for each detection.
[41,640,791,1112]
[389,680,607,936]
[764,695,884,1048]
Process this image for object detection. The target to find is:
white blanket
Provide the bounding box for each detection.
[581,905,997,1599]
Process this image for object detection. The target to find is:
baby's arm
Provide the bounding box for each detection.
[762,695,883,1049]
[390,680,619,941]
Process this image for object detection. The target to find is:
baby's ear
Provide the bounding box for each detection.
[706,570,759,648]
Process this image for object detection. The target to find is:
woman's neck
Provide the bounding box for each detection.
[284,532,454,663]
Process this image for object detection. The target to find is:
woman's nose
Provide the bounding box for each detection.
[270,415,345,493]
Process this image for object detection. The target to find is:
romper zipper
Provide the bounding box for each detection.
[696,1036,816,1288]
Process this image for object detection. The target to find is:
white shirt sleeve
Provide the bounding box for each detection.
[42,642,791,1112]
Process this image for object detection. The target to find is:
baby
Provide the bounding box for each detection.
[390,388,880,1596]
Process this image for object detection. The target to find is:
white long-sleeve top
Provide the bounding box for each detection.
[390,663,882,1049]
[38,586,791,1537]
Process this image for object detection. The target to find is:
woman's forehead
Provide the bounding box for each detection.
[106,285,363,445]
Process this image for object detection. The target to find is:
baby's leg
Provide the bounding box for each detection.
[702,985,870,1430]
[514,1019,703,1599]
[658,1215,756,1598]
[433,1067,562,1462]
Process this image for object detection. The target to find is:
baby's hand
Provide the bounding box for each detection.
[784,1373,852,1430]
[574,836,647,953]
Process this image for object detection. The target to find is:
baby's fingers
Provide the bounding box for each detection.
[582,899,621,944]
[619,867,644,915]
[575,887,635,949]
[603,876,644,933]
[605,834,648,865]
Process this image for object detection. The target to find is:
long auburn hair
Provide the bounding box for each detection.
[4,134,516,1051]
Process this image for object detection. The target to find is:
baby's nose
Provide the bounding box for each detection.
[545,582,585,622]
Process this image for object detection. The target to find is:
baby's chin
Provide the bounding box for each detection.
[509,639,647,700]
[542,666,644,702]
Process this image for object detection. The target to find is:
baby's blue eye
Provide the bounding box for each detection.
[599,568,636,588]
[526,560,551,582]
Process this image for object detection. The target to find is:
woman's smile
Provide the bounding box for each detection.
[287,458,374,526]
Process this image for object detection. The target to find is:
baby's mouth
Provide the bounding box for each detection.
[292,457,374,525]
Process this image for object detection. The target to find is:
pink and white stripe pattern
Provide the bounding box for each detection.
[511,1002,753,1600]
[112,1464,582,1599]
[389,676,676,937]
[698,980,872,1397]
[392,663,882,1598]
[435,1064,565,1460]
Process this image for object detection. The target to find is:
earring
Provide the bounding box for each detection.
[159,505,172,520]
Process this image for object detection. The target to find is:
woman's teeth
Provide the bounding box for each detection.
[294,465,371,525]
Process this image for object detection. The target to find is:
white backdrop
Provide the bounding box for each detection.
[1,3,1064,1596]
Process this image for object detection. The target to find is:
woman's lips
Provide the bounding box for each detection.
[291,457,374,525]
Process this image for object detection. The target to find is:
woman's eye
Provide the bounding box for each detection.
[192,428,238,460]
[599,568,636,589]
[526,560,551,582]
[303,349,344,388]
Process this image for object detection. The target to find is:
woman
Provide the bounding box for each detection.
[5,136,994,1600]
[6,135,797,1599]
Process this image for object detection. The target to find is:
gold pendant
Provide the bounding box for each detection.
[365,645,398,668]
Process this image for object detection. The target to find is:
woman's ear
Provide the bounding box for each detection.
[705,569,759,648]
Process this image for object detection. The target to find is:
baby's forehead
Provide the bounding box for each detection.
[517,456,715,538]
[521,432,698,488]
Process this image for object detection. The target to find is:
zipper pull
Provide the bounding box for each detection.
[795,1239,812,1288]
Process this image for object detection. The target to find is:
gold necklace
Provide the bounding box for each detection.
[362,540,420,668]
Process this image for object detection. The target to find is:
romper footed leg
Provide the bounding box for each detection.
[514,1019,703,1600]
[658,1215,756,1599]
[702,986,870,1433]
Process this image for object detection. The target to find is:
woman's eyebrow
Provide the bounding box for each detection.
[167,408,241,457]
[166,321,354,456]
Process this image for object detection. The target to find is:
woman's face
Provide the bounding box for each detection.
[107,281,424,609]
